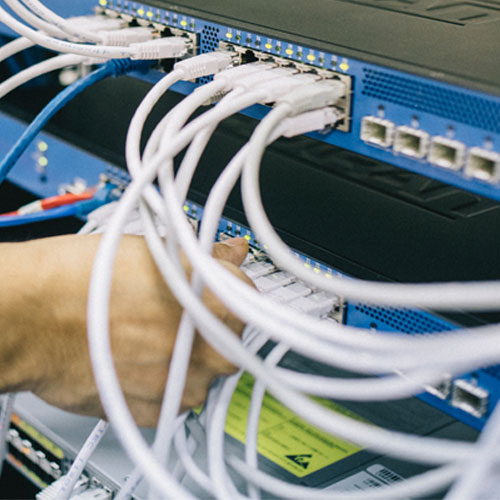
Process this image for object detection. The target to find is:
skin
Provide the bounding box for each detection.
[0,234,252,427]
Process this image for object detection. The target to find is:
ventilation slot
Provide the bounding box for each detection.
[199,25,221,84]
[354,304,453,334]
[362,69,500,134]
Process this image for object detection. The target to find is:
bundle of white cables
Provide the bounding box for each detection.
[1,3,500,499]
[84,53,500,500]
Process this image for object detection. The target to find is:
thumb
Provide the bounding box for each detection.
[212,238,249,267]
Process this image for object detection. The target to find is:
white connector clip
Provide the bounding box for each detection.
[68,15,128,32]
[277,79,346,115]
[98,27,154,46]
[256,72,321,104]
[130,36,188,60]
[174,50,238,80]
[232,66,298,93]
[214,61,277,92]
[277,107,344,137]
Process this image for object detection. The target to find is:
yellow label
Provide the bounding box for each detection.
[11,413,64,460]
[224,373,364,477]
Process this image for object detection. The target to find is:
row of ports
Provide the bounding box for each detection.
[361,116,500,183]
[426,377,489,418]
[220,41,352,132]
[95,8,198,56]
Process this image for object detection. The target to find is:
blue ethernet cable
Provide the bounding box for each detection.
[0,57,152,185]
[0,182,116,227]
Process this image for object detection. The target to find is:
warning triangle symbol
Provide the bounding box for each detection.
[285,454,312,470]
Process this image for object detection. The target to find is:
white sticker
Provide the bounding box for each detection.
[324,464,404,492]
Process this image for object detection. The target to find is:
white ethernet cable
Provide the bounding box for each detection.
[6,0,133,44]
[231,456,461,500]
[83,81,491,500]
[245,343,290,500]
[113,50,243,500]
[156,116,500,375]
[5,0,76,40]
[0,53,87,99]
[156,84,500,498]
[0,36,34,64]
[137,79,500,370]
[101,129,480,500]
[4,1,137,47]
[0,6,188,60]
[129,68,496,466]
[18,0,105,43]
[53,420,109,500]
[137,73,339,495]
[140,89,497,464]
[240,104,500,310]
[81,50,500,500]
[147,69,326,471]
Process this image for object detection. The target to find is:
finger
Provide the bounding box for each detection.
[212,237,249,267]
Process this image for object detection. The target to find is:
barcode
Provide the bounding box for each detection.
[369,465,404,484]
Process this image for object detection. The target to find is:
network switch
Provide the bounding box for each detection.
[91,0,500,203]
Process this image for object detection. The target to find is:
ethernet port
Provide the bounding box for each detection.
[425,375,451,400]
[241,49,258,64]
[428,137,466,170]
[465,147,500,183]
[394,126,429,159]
[360,116,395,148]
[451,379,488,418]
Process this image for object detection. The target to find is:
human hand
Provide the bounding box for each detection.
[0,234,252,426]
